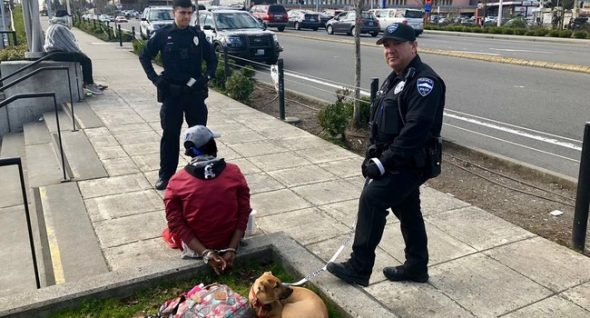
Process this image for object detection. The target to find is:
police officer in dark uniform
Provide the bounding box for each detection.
[327,23,445,286]
[139,0,217,190]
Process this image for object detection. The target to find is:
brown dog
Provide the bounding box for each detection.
[249,271,329,318]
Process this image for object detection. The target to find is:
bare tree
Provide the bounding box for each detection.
[352,0,363,128]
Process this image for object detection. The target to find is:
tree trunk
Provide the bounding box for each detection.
[352,0,363,129]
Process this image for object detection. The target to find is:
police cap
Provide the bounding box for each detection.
[376,23,416,45]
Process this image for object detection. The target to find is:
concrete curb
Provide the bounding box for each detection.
[0,233,395,318]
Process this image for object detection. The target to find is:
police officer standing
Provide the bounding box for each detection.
[140,0,217,190]
[327,23,445,286]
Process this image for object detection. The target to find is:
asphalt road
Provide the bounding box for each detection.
[260,31,586,179]
[123,21,587,179]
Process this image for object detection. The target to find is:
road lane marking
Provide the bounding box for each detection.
[489,48,552,54]
[446,109,581,143]
[445,123,580,163]
[445,112,582,151]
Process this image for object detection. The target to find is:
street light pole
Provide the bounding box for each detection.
[497,0,503,27]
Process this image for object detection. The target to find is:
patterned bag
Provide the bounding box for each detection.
[157,283,252,318]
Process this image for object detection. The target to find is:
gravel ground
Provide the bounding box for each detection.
[248,82,587,255]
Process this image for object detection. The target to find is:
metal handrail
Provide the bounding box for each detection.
[0,66,76,131]
[0,157,40,289]
[0,93,68,181]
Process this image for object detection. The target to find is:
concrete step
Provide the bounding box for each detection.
[60,130,107,181]
[23,121,51,146]
[0,132,27,209]
[23,122,67,187]
[38,182,108,284]
[0,205,39,298]
[62,102,104,129]
[42,110,75,133]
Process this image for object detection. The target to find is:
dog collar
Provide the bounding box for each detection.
[249,287,273,318]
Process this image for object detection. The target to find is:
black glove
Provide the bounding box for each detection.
[364,158,385,180]
[365,144,379,159]
[361,159,368,178]
[154,76,169,91]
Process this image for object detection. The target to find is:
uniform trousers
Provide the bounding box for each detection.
[350,168,429,275]
[159,92,207,180]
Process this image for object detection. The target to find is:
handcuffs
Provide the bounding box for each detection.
[201,248,237,264]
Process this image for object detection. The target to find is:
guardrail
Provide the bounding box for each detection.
[0,93,68,182]
[0,157,41,289]
[0,30,18,47]
[0,66,77,131]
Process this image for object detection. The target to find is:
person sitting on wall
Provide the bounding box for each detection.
[43,9,106,96]
[162,125,252,275]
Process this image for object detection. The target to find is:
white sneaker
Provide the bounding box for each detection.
[85,83,103,95]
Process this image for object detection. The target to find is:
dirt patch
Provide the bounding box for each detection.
[248,82,587,255]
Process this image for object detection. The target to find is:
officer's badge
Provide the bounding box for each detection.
[386,24,399,34]
[394,81,405,94]
[416,78,434,96]
[193,36,199,46]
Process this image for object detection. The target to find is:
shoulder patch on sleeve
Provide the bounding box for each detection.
[416,77,434,97]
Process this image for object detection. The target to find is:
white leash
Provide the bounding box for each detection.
[283,220,356,286]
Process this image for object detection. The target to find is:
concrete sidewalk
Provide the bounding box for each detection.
[2,27,590,317]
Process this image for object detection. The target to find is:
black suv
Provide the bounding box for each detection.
[192,10,282,65]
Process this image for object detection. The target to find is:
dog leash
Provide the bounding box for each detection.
[282,220,357,286]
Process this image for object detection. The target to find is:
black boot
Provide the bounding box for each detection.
[326,261,370,287]
[155,178,169,191]
[383,265,428,283]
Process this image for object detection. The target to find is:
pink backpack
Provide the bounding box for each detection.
[157,283,252,318]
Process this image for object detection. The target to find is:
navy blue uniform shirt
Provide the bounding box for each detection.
[139,23,217,85]
[370,55,446,168]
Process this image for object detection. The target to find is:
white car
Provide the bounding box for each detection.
[140,6,174,39]
[369,8,424,36]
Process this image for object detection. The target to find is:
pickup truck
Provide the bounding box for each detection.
[369,8,424,36]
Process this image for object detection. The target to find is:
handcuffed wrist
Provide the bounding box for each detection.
[370,158,386,175]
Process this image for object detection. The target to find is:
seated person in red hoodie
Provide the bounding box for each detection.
[163,125,251,275]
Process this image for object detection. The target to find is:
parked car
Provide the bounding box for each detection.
[325,11,380,37]
[369,8,423,35]
[140,6,174,39]
[98,14,114,23]
[191,9,282,65]
[115,16,128,23]
[287,10,322,31]
[250,4,288,32]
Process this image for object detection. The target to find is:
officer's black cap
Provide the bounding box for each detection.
[173,0,193,8]
[376,23,416,45]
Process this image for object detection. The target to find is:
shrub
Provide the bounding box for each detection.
[462,26,472,32]
[12,6,27,46]
[525,30,537,36]
[318,89,350,140]
[502,28,514,35]
[0,44,27,61]
[212,58,233,90]
[558,30,572,38]
[513,28,526,35]
[318,89,373,139]
[535,28,549,36]
[489,27,503,34]
[573,31,588,38]
[548,30,560,37]
[225,66,255,104]
[472,27,483,33]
